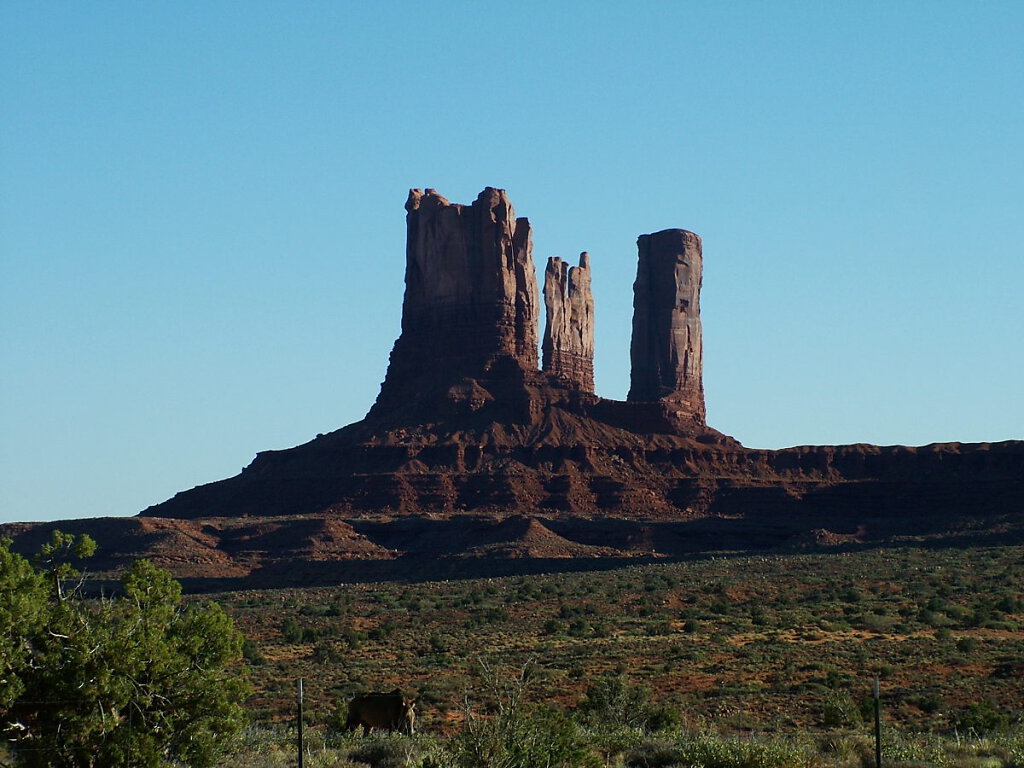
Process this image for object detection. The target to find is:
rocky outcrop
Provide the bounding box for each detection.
[628,229,705,425]
[4,185,1019,589]
[369,190,707,430]
[5,437,1022,589]
[542,252,595,392]
[370,188,539,419]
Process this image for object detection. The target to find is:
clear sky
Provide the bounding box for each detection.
[2,2,1022,524]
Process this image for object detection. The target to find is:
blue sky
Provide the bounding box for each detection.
[2,2,1022,524]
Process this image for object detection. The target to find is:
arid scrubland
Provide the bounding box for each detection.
[209,545,1022,766]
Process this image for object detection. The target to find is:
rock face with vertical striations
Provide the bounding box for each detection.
[627,229,705,426]
[542,252,595,392]
[370,187,539,421]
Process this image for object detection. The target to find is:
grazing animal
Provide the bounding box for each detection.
[345,689,416,735]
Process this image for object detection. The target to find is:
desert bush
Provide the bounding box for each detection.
[568,618,591,637]
[347,733,423,768]
[954,701,1013,736]
[427,633,448,654]
[625,735,809,768]
[453,660,593,768]
[543,617,565,635]
[815,732,873,765]
[956,636,979,653]
[576,674,678,732]
[283,616,321,643]
[242,635,268,665]
[821,690,863,728]
[906,692,943,715]
[455,705,591,768]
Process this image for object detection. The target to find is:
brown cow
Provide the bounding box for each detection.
[344,689,416,735]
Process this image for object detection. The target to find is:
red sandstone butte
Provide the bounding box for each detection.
[2,187,1020,588]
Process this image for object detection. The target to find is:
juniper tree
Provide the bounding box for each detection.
[0,532,249,768]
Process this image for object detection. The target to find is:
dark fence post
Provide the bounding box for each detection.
[873,676,882,768]
[297,678,304,768]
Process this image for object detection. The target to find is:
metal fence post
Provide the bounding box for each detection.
[873,676,882,768]
[297,678,304,768]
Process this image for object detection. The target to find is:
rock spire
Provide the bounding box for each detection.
[370,187,539,417]
[627,229,705,424]
[371,188,706,429]
[541,252,595,392]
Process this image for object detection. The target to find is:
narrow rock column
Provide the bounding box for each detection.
[542,252,595,392]
[627,229,705,424]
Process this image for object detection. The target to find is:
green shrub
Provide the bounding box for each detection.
[625,735,808,768]
[347,734,422,768]
[954,701,1012,735]
[242,636,267,665]
[956,636,978,653]
[542,618,564,635]
[576,675,676,732]
[454,662,592,768]
[821,690,863,728]
[567,618,591,636]
[907,692,943,714]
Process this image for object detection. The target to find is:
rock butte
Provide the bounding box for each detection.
[2,187,1021,588]
[367,186,710,433]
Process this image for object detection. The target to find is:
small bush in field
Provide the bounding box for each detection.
[625,736,808,768]
[542,618,564,635]
[576,674,677,732]
[454,661,593,768]
[954,701,1013,735]
[821,690,862,728]
[348,734,422,768]
[242,636,267,665]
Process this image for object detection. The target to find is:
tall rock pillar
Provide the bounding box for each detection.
[627,229,705,425]
[370,187,540,419]
[542,252,595,392]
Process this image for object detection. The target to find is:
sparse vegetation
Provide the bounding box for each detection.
[216,545,1022,737]
[4,542,1023,766]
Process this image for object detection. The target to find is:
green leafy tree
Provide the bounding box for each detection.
[33,530,96,599]
[0,533,249,768]
[0,538,49,715]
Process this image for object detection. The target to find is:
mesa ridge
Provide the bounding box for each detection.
[2,187,1021,589]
